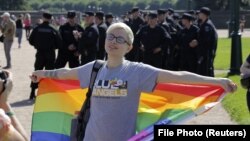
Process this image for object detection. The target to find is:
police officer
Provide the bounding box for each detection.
[188,10,199,26]
[157,9,173,69]
[197,7,218,77]
[28,12,62,99]
[126,7,144,62]
[78,11,99,65]
[123,11,132,27]
[157,9,170,32]
[173,13,183,32]
[134,12,168,68]
[130,7,144,35]
[170,13,183,71]
[165,8,176,30]
[95,11,107,60]
[55,11,84,68]
[105,13,114,27]
[141,11,149,26]
[178,13,199,73]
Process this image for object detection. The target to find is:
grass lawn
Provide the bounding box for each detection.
[215,37,250,124]
[214,37,250,70]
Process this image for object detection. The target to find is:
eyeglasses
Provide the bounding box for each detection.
[106,34,130,45]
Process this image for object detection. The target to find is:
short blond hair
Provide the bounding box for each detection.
[106,22,134,46]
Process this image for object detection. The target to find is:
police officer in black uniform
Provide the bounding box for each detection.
[171,13,183,70]
[105,13,114,27]
[78,11,99,65]
[178,13,199,73]
[95,11,107,60]
[197,7,218,77]
[126,7,144,62]
[55,11,84,68]
[123,11,132,27]
[157,9,170,32]
[166,8,176,31]
[134,12,168,68]
[157,9,173,69]
[28,12,62,99]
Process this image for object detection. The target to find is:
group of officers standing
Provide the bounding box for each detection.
[125,7,218,78]
[28,7,218,99]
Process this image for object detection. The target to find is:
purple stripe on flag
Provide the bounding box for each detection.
[31,131,70,141]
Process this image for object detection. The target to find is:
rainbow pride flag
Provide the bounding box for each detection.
[31,78,226,141]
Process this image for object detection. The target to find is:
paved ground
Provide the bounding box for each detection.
[0,29,249,140]
[217,28,250,38]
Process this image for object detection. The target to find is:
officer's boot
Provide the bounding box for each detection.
[29,88,36,100]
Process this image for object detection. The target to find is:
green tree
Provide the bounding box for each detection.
[74,1,86,12]
[39,2,51,10]
[0,0,27,10]
[161,1,174,9]
[99,1,111,13]
[109,1,122,15]
[30,2,40,10]
[193,0,250,10]
[193,0,228,10]
[121,2,134,13]
[149,0,161,10]
[136,1,147,10]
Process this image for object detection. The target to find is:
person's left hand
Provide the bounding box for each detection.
[218,78,237,93]
[189,39,198,48]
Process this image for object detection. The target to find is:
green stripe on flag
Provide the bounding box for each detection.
[136,109,193,132]
[160,109,193,121]
[32,112,74,136]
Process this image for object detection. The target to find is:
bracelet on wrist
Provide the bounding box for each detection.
[5,111,14,117]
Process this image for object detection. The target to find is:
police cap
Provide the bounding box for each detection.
[199,7,211,16]
[181,13,193,21]
[167,8,174,14]
[187,10,195,15]
[173,13,180,20]
[43,12,52,19]
[95,11,104,18]
[105,13,114,19]
[83,11,94,17]
[131,7,139,13]
[67,10,76,18]
[148,12,157,19]
[157,9,166,15]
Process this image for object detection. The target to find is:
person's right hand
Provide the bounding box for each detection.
[30,70,44,83]
[217,78,237,93]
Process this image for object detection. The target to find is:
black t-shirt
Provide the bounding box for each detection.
[16,19,23,29]
[247,55,250,63]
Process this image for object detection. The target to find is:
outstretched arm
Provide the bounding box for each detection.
[30,68,79,82]
[157,70,237,93]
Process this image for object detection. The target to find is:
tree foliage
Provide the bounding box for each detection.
[193,0,250,10]
[0,0,27,10]
[1,0,250,13]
